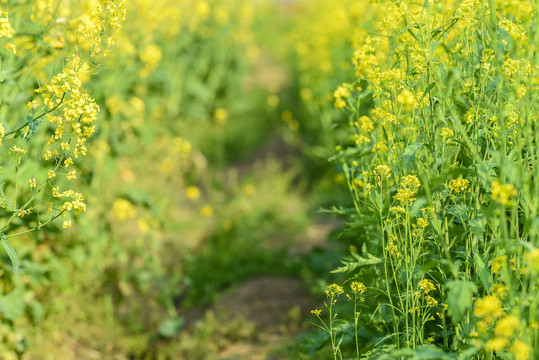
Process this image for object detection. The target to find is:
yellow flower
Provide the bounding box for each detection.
[267,95,279,107]
[448,177,470,194]
[9,146,26,155]
[27,100,39,110]
[426,295,438,306]
[358,116,373,133]
[326,284,344,297]
[374,164,391,181]
[66,170,77,180]
[401,175,420,189]
[201,205,213,217]
[243,184,255,196]
[474,295,503,320]
[417,218,429,228]
[440,127,454,140]
[48,170,56,179]
[480,49,495,70]
[494,315,520,338]
[112,199,136,221]
[333,83,352,109]
[350,281,366,295]
[18,209,30,217]
[300,88,312,101]
[499,19,527,42]
[186,186,200,200]
[396,89,415,110]
[510,340,530,360]
[418,279,436,294]
[484,337,508,352]
[0,10,15,38]
[214,108,228,125]
[525,248,539,271]
[0,123,5,145]
[492,255,507,274]
[491,180,517,205]
[137,218,150,233]
[29,177,37,188]
[394,188,416,205]
[62,220,72,229]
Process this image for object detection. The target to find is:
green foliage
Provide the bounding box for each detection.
[445,280,477,323]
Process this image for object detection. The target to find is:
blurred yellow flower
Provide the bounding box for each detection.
[474,295,503,320]
[137,218,150,233]
[440,127,454,140]
[214,108,228,125]
[267,95,279,107]
[495,315,520,338]
[186,186,200,200]
[485,337,508,352]
[112,199,137,221]
[491,180,517,205]
[510,340,530,360]
[201,205,213,217]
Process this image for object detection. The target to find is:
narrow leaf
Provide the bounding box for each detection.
[1,234,19,278]
[420,82,436,103]
[473,252,493,291]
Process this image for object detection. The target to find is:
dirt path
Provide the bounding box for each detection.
[215,277,316,359]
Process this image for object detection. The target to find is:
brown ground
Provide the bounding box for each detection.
[179,220,337,359]
[215,277,316,360]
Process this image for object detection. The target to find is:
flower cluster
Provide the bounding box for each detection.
[491,180,517,205]
[394,175,420,206]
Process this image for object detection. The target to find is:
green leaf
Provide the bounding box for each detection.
[420,83,436,103]
[158,317,184,337]
[0,289,25,321]
[331,252,382,273]
[402,143,422,169]
[28,299,45,324]
[473,252,493,292]
[475,160,497,190]
[445,280,477,322]
[1,234,19,278]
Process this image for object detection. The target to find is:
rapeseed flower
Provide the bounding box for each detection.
[326,284,344,297]
[186,186,200,200]
[418,279,435,294]
[485,337,508,352]
[525,248,539,271]
[350,281,366,295]
[333,83,351,109]
[112,199,136,221]
[510,340,530,360]
[440,127,454,140]
[448,177,470,194]
[491,180,517,205]
[494,315,520,338]
[474,295,503,320]
[0,9,15,38]
[201,205,213,217]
